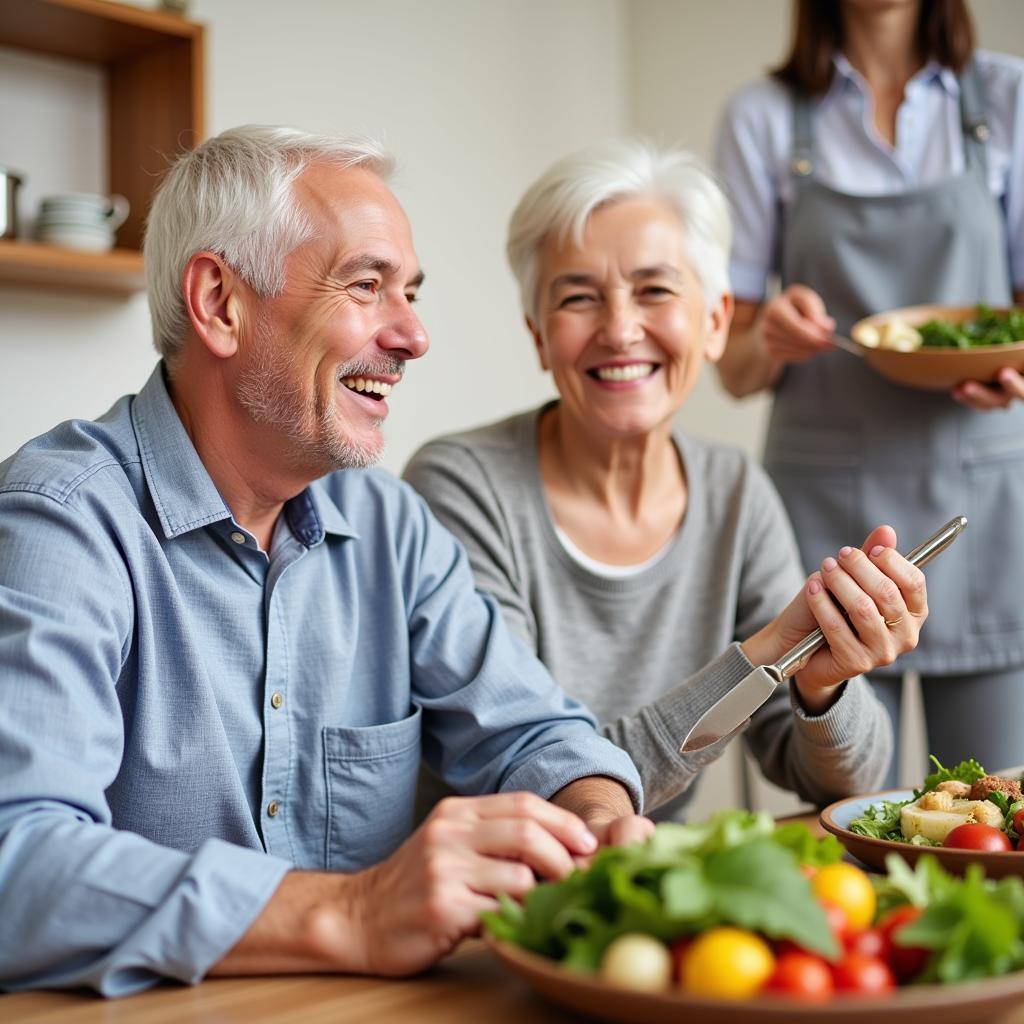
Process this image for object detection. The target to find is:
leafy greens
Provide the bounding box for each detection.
[483,811,842,971]
[848,756,989,844]
[919,305,1024,349]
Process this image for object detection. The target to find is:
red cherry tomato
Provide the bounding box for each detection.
[876,905,929,981]
[1013,808,1024,835]
[1018,835,1024,852]
[669,936,693,981]
[832,952,896,995]
[820,900,852,943]
[765,950,834,1001]
[942,823,1013,852]
[843,927,886,959]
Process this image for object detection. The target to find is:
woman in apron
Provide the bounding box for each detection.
[714,0,1024,784]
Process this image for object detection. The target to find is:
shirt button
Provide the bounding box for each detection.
[270,691,284,709]
[267,800,281,817]
[230,531,246,545]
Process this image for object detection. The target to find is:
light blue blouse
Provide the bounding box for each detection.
[714,50,1024,301]
[0,364,641,996]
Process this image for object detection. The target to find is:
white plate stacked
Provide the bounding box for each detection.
[36,192,129,252]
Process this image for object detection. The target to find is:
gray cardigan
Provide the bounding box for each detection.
[404,406,892,818]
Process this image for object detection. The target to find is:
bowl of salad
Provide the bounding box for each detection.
[820,758,1024,879]
[848,304,1024,391]
[484,809,1024,1023]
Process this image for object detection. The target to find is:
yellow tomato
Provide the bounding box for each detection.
[811,863,876,930]
[680,927,775,999]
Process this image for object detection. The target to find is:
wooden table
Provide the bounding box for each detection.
[7,937,1024,1024]
[2,941,588,1024]
[5,813,1024,1023]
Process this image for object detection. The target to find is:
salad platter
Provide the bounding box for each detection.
[820,790,1024,880]
[487,933,1024,1024]
[820,759,1024,879]
[483,809,1024,1024]
[847,304,1024,391]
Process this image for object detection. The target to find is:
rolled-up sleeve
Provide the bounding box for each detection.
[0,490,289,996]
[404,494,643,812]
[714,84,787,302]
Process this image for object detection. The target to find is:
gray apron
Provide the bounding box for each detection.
[764,60,1024,675]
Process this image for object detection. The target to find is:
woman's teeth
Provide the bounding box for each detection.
[341,377,393,397]
[592,363,656,382]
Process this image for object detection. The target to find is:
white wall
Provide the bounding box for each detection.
[0,0,628,471]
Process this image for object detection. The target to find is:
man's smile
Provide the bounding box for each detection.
[340,375,394,399]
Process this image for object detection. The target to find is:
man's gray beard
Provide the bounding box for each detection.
[236,323,399,471]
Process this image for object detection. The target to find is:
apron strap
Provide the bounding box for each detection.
[958,56,991,178]
[790,89,815,181]
[789,60,991,182]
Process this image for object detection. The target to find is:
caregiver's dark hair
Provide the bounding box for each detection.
[773,0,975,95]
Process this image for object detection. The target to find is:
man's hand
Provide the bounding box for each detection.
[551,774,654,860]
[742,525,928,714]
[211,791,625,980]
[952,367,1024,410]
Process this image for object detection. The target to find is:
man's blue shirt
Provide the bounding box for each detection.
[0,364,642,995]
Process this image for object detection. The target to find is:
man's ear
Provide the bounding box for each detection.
[526,315,550,372]
[182,252,245,360]
[703,291,735,364]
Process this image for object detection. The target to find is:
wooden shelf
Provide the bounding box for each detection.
[0,239,145,295]
[0,0,204,295]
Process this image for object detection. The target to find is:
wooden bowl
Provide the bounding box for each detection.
[820,789,1024,880]
[849,305,1024,391]
[486,932,1024,1024]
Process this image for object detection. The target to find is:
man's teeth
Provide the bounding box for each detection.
[594,363,655,382]
[341,377,393,396]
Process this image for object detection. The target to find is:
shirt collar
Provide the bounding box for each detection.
[131,363,357,543]
[131,363,232,539]
[831,52,957,97]
[291,481,358,544]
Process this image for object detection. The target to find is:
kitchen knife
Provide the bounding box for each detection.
[678,515,968,754]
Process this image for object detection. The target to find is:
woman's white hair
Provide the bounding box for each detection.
[144,124,394,360]
[506,137,731,319]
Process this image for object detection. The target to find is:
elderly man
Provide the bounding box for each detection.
[0,126,650,996]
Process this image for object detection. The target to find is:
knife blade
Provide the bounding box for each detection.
[830,334,865,358]
[678,515,968,754]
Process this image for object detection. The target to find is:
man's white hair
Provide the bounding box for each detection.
[506,137,732,319]
[144,124,394,360]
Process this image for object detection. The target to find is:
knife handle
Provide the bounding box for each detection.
[772,515,967,680]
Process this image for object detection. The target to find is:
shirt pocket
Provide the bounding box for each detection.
[323,705,422,871]
[964,433,1024,635]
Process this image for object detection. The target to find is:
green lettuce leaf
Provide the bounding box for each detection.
[919,755,986,796]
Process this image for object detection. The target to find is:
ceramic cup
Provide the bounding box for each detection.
[1,167,24,240]
[36,193,129,252]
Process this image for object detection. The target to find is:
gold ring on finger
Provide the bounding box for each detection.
[884,616,903,628]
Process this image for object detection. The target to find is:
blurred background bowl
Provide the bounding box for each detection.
[850,305,1024,391]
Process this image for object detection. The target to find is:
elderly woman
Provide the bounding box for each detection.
[404,139,927,819]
